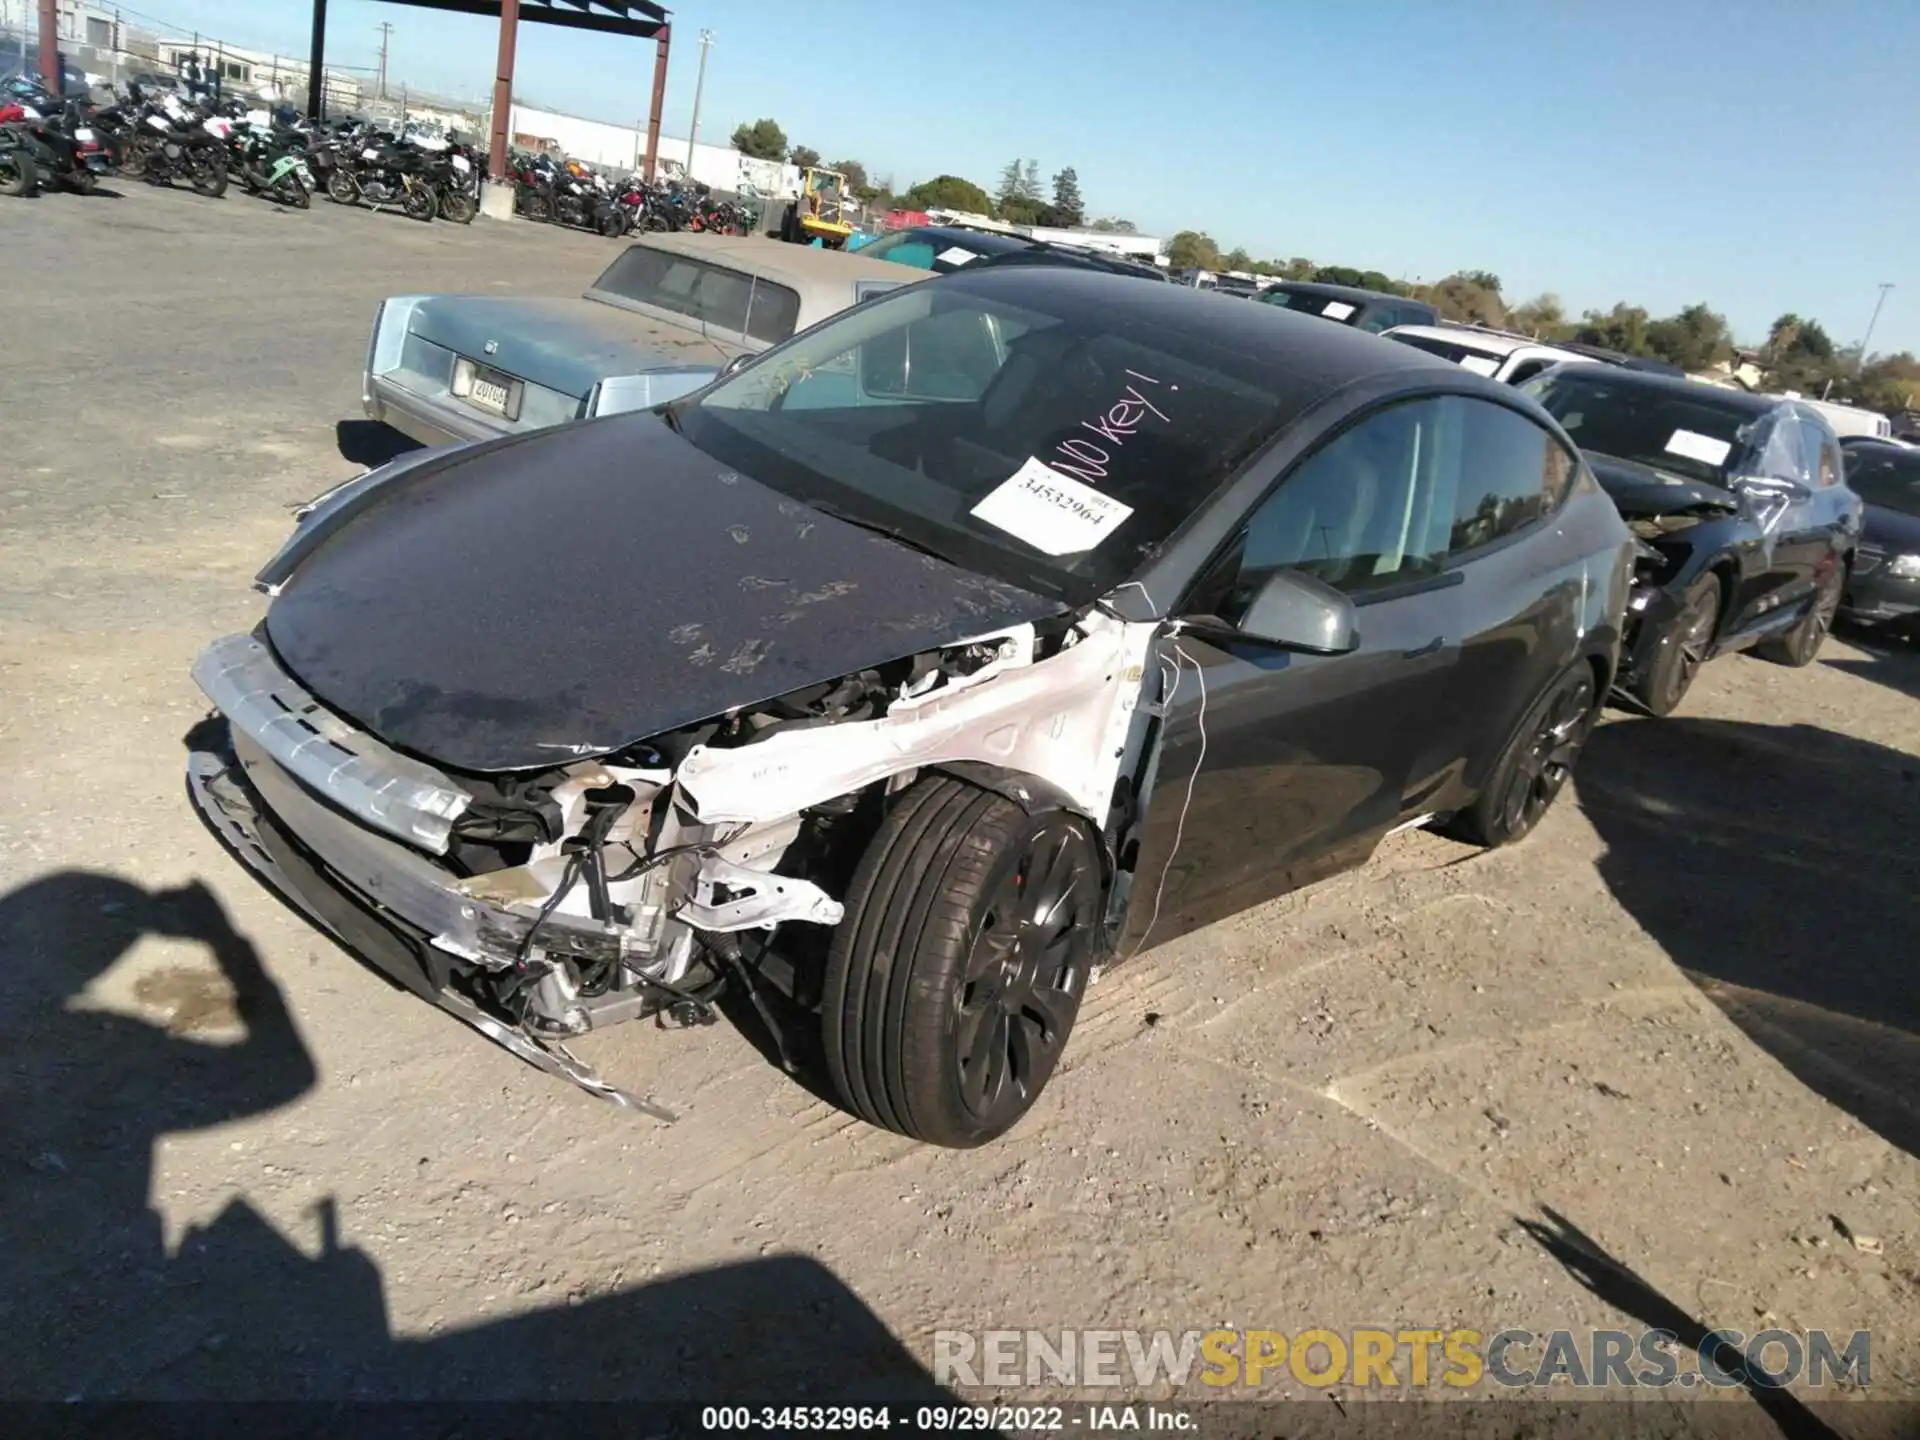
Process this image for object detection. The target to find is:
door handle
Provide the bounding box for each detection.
[1402,636,1445,659]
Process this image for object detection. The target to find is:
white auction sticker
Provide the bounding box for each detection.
[1321,300,1357,320]
[1664,429,1732,467]
[971,457,1134,556]
[936,246,976,267]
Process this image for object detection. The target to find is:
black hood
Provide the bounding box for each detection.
[266,413,1062,773]
[1863,502,1920,552]
[1586,453,1740,520]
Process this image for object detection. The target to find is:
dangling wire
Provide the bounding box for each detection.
[1130,638,1209,959]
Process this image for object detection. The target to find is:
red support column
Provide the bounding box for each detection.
[37,0,60,95]
[488,0,521,183]
[642,23,669,183]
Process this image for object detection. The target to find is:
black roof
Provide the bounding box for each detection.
[938,264,1463,428]
[1267,279,1413,306]
[1543,365,1792,415]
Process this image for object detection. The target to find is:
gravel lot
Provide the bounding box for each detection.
[1,184,1917,1430]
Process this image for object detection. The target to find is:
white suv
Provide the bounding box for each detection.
[1381,323,1594,387]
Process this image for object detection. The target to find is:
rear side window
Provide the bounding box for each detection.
[591,245,801,344]
[1447,398,1576,552]
[1502,358,1555,387]
[1796,419,1842,488]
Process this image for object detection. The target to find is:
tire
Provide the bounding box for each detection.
[120,140,146,180]
[1629,572,1721,717]
[1440,662,1599,848]
[326,169,357,205]
[285,181,312,209]
[189,152,227,197]
[440,190,476,224]
[0,150,34,197]
[822,776,1103,1147]
[403,184,435,222]
[65,163,97,195]
[1756,559,1844,667]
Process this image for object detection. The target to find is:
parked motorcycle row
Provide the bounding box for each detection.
[1,71,751,241]
[508,149,757,239]
[0,74,477,222]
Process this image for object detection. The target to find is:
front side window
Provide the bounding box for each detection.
[1796,419,1841,487]
[1502,358,1555,387]
[673,281,1287,604]
[1195,395,1573,617]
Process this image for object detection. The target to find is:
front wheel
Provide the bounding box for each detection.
[282,180,312,209]
[822,776,1101,1147]
[0,150,36,197]
[189,151,227,197]
[1629,572,1721,716]
[326,169,357,205]
[1756,560,1844,667]
[439,189,476,224]
[1440,662,1599,848]
[403,183,435,222]
[64,163,98,195]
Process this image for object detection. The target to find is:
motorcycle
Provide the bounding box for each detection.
[324,130,437,221]
[122,89,228,197]
[223,104,314,208]
[426,141,478,224]
[0,124,37,196]
[0,80,111,193]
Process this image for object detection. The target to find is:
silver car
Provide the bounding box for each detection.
[362,231,929,448]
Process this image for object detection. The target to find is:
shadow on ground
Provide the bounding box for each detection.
[1824,624,1920,702]
[0,869,953,1403]
[335,418,422,470]
[1578,717,1920,1161]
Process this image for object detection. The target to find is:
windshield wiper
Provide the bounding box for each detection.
[803,499,955,566]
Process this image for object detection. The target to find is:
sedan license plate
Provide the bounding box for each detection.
[451,356,520,420]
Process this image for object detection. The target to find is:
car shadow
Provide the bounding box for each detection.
[1518,1207,1847,1439]
[1577,718,1920,1161]
[335,418,422,469]
[0,866,956,1403]
[1823,625,1920,702]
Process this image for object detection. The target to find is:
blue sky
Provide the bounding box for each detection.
[114,0,1914,353]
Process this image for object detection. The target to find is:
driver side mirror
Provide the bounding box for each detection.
[1183,569,1359,655]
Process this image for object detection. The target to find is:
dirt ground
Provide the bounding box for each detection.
[1,183,1917,1433]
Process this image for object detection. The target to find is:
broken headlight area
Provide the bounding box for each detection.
[300,610,1105,1056]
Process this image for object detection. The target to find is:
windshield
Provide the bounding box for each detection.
[1845,447,1920,516]
[1264,288,1365,324]
[1522,369,1757,484]
[589,244,800,344]
[669,280,1287,604]
[1386,331,1507,377]
[860,230,1018,273]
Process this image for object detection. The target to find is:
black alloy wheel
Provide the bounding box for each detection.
[403,181,435,222]
[1757,561,1844,667]
[0,149,34,196]
[1442,663,1599,848]
[1633,572,1721,717]
[823,776,1102,1147]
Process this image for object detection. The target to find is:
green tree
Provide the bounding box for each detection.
[1510,293,1571,340]
[1282,257,1316,281]
[1165,230,1222,271]
[1644,303,1733,373]
[1576,303,1655,356]
[1420,272,1508,326]
[1090,216,1136,233]
[1050,167,1085,228]
[788,144,821,170]
[1356,270,1402,296]
[1221,246,1251,272]
[729,118,787,161]
[999,195,1046,225]
[903,174,995,214]
[1764,313,1843,394]
[1855,352,1920,414]
[831,158,874,200]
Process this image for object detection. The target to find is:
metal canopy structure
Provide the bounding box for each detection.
[306,0,672,183]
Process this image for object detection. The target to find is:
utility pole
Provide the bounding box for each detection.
[375,20,393,100]
[685,28,713,177]
[1859,282,1895,373]
[36,0,57,95]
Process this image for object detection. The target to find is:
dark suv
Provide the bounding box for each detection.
[1838,437,1920,634]
[1523,366,1862,714]
[1258,280,1438,333]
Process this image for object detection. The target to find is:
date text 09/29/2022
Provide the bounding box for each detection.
[699,1404,1194,1431]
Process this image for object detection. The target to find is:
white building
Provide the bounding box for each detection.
[151,36,362,109]
[506,103,801,196]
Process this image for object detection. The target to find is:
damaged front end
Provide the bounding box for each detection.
[189,605,1157,1114]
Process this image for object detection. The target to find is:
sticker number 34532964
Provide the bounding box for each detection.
[970,457,1135,557]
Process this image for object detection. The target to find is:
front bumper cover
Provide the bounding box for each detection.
[187,738,673,1117]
